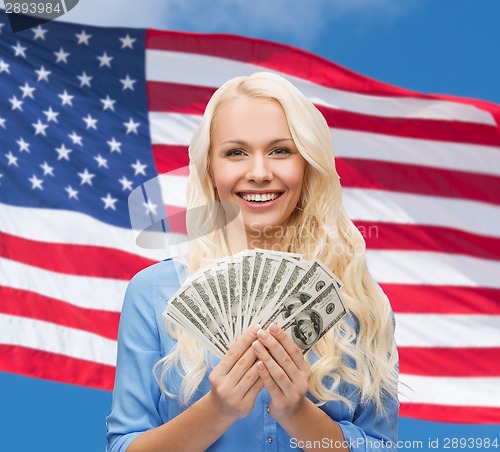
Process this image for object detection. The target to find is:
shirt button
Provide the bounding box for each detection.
[266,406,270,413]
[268,437,273,443]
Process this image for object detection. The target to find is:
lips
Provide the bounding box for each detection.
[236,191,284,203]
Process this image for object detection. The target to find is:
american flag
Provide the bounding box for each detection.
[1,15,499,424]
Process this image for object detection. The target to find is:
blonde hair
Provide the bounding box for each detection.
[155,72,399,416]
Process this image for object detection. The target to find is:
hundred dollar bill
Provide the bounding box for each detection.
[173,285,229,350]
[246,254,281,329]
[221,257,242,341]
[253,256,308,327]
[279,281,346,352]
[239,250,256,333]
[263,259,338,328]
[167,297,227,357]
[213,266,232,343]
[201,267,232,338]
[190,273,231,346]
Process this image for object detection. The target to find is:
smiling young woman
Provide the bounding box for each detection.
[106,72,399,452]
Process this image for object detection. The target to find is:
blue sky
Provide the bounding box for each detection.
[1,1,499,451]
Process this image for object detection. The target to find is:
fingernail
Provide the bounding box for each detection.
[252,340,264,353]
[270,323,280,334]
[257,329,269,340]
[250,324,261,335]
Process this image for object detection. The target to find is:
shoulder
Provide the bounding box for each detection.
[121,259,188,325]
[127,258,188,293]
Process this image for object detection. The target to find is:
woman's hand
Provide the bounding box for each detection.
[207,324,264,423]
[252,324,312,425]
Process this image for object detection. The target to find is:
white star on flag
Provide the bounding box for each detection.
[55,144,72,160]
[143,199,158,215]
[120,75,136,91]
[19,82,36,98]
[131,159,147,175]
[64,185,79,199]
[97,52,113,67]
[54,47,70,63]
[58,90,74,106]
[78,168,95,186]
[0,117,6,128]
[40,161,54,176]
[5,151,18,166]
[94,154,108,168]
[43,107,59,122]
[77,72,92,87]
[32,119,48,136]
[35,65,51,82]
[124,117,140,134]
[118,176,133,191]
[107,137,122,153]
[101,193,118,210]
[100,95,116,111]
[120,34,136,49]
[32,26,48,40]
[16,137,30,152]
[75,30,92,45]
[9,96,23,111]
[0,59,11,73]
[12,41,27,58]
[68,131,83,146]
[83,114,98,129]
[29,174,44,190]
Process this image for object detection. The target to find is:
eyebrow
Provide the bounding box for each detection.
[220,138,295,146]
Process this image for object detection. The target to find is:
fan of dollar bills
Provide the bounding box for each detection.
[164,249,346,358]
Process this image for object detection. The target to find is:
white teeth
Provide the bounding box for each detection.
[240,193,280,202]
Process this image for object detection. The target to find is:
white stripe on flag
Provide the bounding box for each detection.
[344,189,500,239]
[0,203,173,262]
[1,258,126,311]
[0,313,117,366]
[400,374,500,407]
[146,50,495,125]
[367,251,500,288]
[395,314,500,347]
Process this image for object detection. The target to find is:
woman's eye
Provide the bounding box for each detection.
[271,147,291,155]
[226,149,245,157]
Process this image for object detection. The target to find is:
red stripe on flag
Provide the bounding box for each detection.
[399,347,500,377]
[0,231,155,279]
[318,105,500,147]
[147,81,500,146]
[338,159,500,205]
[400,403,500,424]
[0,287,119,340]
[359,222,500,261]
[382,285,500,315]
[0,345,115,390]
[152,144,190,173]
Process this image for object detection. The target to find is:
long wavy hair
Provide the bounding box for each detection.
[154,72,399,416]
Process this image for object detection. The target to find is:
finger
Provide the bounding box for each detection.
[241,372,264,405]
[268,323,309,371]
[256,360,284,398]
[252,338,292,394]
[255,328,298,380]
[228,346,259,388]
[239,362,264,399]
[216,324,260,375]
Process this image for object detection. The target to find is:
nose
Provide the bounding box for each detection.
[246,154,273,183]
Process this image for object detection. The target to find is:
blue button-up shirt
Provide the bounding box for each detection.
[106,259,399,452]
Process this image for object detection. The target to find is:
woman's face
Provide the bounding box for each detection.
[210,96,307,246]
